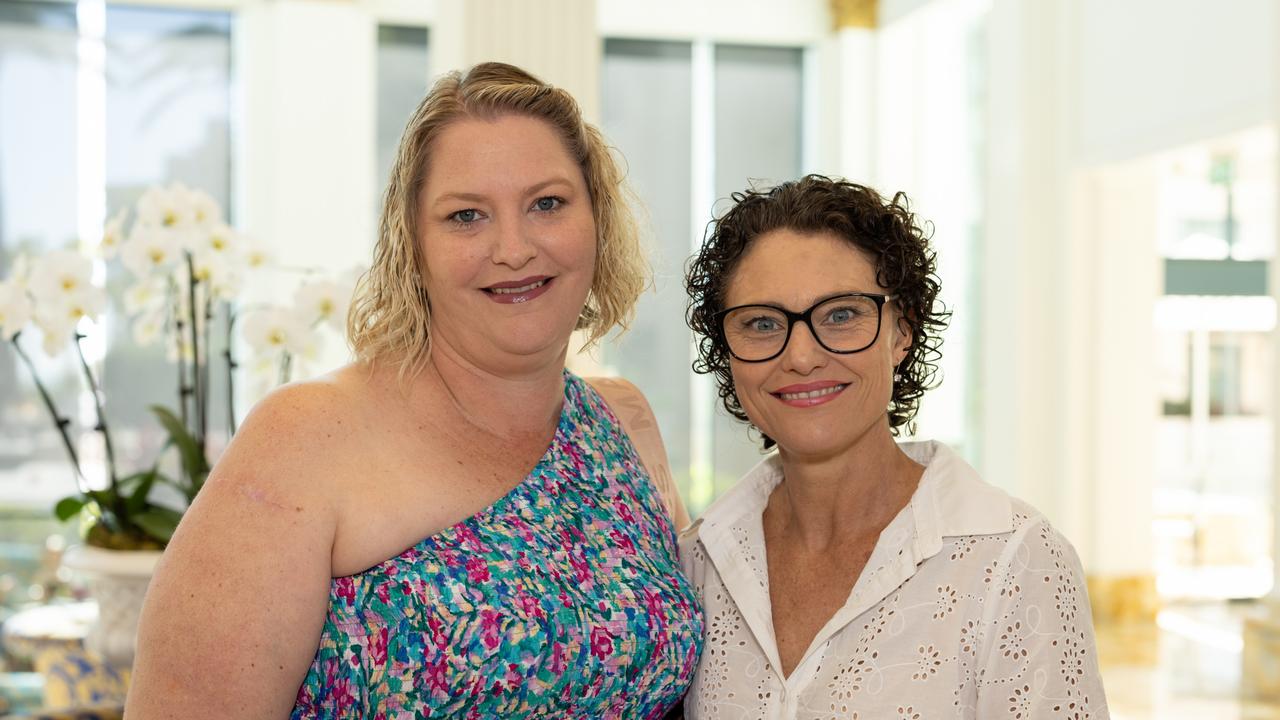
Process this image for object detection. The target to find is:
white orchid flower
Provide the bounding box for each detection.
[184,187,223,229]
[191,248,231,287]
[209,266,243,300]
[239,237,271,270]
[135,184,193,232]
[8,254,31,290]
[101,207,128,259]
[0,280,34,340]
[135,184,206,253]
[123,278,167,316]
[132,308,166,347]
[27,250,95,307]
[294,279,350,331]
[34,285,107,327]
[121,227,182,278]
[32,305,79,356]
[241,308,313,358]
[194,223,238,259]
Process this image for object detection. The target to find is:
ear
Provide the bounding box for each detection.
[893,314,913,364]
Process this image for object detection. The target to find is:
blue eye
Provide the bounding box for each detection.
[533,196,562,212]
[449,209,479,225]
[747,316,782,333]
[827,308,855,324]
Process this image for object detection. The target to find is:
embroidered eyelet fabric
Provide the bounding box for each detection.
[681,440,1110,720]
[291,372,703,719]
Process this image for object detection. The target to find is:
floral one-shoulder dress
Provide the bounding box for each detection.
[291,372,704,719]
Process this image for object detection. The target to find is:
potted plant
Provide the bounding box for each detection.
[0,183,355,666]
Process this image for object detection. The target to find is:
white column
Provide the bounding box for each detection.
[687,38,715,511]
[984,0,1158,593]
[235,0,377,370]
[808,26,875,180]
[433,0,598,121]
[980,0,1074,517]
[1271,0,1280,601]
[1083,164,1159,579]
[236,0,377,275]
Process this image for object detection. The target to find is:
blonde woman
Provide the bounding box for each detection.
[127,63,702,719]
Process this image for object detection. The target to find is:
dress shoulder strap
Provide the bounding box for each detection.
[581,375,690,531]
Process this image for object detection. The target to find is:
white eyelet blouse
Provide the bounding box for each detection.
[680,440,1110,719]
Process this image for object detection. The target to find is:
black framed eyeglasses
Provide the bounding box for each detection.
[715,292,895,363]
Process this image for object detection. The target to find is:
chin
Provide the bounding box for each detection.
[488,322,575,359]
[765,425,839,455]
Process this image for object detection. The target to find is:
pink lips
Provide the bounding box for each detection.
[770,380,849,408]
[484,275,553,304]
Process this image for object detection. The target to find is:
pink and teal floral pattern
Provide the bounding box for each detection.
[291,373,703,719]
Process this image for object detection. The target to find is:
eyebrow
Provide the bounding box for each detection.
[431,176,575,208]
[728,289,885,312]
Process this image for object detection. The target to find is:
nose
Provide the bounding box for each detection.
[778,320,827,375]
[490,215,537,269]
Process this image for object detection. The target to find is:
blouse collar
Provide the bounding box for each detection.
[685,439,1014,682]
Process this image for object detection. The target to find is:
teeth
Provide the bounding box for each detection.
[779,384,846,401]
[490,279,547,295]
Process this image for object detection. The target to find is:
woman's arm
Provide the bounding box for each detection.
[586,376,691,530]
[125,382,352,718]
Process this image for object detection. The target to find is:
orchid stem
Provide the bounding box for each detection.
[225,304,238,436]
[172,280,191,430]
[72,332,119,491]
[10,334,88,493]
[201,295,212,445]
[279,351,292,387]
[185,254,205,460]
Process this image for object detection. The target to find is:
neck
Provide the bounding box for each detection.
[769,422,924,552]
[414,334,568,442]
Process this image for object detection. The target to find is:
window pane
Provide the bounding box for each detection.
[101,5,233,481]
[600,39,695,498]
[376,25,429,201]
[711,44,803,492]
[0,0,83,611]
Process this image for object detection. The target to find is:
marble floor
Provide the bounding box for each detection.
[1099,602,1280,719]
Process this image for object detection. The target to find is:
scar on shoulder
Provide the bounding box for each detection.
[238,485,303,513]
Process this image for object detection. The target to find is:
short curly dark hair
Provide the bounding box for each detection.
[686,175,949,447]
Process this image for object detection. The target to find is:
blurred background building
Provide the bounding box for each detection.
[0,0,1277,716]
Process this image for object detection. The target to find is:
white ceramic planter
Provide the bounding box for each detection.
[61,544,162,668]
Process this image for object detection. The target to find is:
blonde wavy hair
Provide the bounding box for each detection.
[347,62,648,376]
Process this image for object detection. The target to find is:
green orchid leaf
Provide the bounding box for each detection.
[125,471,157,516]
[54,495,86,522]
[131,506,183,545]
[149,405,210,482]
[87,489,115,508]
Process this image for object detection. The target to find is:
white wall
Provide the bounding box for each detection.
[435,0,600,121]
[974,0,1278,577]
[597,0,828,45]
[236,1,377,286]
[1073,0,1279,166]
[1271,2,1280,599]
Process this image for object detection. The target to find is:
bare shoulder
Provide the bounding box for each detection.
[584,376,690,530]
[585,376,659,431]
[125,366,376,718]
[216,364,377,492]
[233,366,371,455]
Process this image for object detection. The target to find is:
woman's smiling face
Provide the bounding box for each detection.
[723,228,912,461]
[417,114,597,370]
